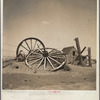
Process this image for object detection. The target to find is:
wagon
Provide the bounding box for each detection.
[16,37,67,71]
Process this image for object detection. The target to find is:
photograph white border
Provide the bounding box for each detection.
[1,0,99,100]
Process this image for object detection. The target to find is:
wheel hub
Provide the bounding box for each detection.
[42,51,49,57]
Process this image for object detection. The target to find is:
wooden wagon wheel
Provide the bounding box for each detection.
[16,37,45,58]
[25,48,66,71]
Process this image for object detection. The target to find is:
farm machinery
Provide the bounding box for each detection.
[16,37,67,71]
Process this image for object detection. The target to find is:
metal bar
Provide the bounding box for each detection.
[75,46,86,61]
[81,47,86,54]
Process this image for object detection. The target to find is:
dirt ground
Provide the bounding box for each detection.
[2,61,96,90]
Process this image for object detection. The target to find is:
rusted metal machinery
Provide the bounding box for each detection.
[16,37,66,71]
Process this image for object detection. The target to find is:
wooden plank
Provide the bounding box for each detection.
[74,46,86,61]
[74,37,83,65]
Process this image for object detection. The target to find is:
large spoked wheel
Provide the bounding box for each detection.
[16,37,45,58]
[25,48,66,71]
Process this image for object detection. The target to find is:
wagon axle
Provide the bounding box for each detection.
[42,51,49,57]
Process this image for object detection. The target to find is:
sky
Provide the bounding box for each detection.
[3,0,97,59]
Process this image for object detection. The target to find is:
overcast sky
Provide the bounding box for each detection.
[3,0,97,58]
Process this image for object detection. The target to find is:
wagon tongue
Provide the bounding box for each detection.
[42,51,49,57]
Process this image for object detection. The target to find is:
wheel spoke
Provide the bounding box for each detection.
[50,53,63,56]
[48,56,61,65]
[38,43,42,48]
[25,40,31,51]
[30,39,32,50]
[37,44,43,53]
[28,55,41,58]
[30,52,42,56]
[31,57,42,65]
[47,57,55,69]
[37,57,44,68]
[29,52,42,56]
[44,57,47,70]
[33,40,37,51]
[50,55,64,59]
[21,44,30,51]
[27,57,42,62]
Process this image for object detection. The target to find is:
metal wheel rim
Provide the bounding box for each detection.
[16,37,45,58]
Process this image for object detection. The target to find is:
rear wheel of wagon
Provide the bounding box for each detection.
[25,48,66,71]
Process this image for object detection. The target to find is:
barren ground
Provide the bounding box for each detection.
[2,61,96,90]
